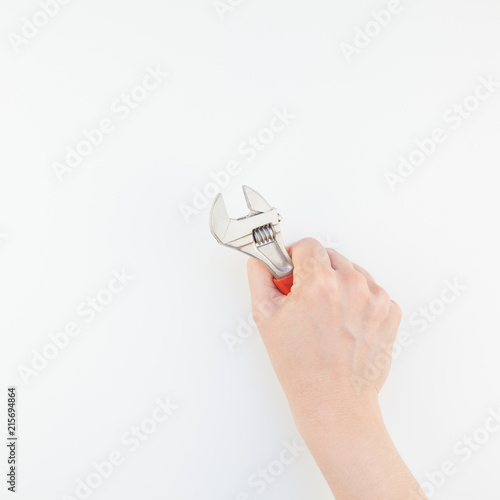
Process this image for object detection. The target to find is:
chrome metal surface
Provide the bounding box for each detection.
[209,186,293,279]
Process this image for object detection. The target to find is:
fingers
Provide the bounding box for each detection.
[350,262,391,301]
[249,236,388,306]
[325,248,377,284]
[325,248,355,274]
[326,249,386,297]
[352,262,376,284]
[290,238,332,277]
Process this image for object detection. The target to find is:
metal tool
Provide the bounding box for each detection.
[209,186,294,295]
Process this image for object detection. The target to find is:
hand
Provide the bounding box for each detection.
[247,238,426,500]
[247,237,400,427]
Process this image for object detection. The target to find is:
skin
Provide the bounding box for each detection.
[247,238,427,500]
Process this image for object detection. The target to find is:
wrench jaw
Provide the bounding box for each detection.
[242,185,273,215]
[209,187,293,279]
[209,193,231,245]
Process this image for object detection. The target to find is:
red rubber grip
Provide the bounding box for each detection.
[273,274,294,295]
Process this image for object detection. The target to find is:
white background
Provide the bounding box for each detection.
[1,0,500,499]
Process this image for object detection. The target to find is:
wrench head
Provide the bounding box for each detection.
[209,186,293,279]
[209,186,273,244]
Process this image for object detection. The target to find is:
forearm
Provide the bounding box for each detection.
[296,402,426,500]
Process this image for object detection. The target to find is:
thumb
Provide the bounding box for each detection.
[290,237,331,281]
[247,258,285,319]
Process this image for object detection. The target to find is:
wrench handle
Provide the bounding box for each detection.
[273,274,294,295]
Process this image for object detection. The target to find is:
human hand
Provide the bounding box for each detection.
[247,238,425,500]
[247,237,401,430]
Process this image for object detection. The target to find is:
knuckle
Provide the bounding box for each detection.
[366,287,393,321]
[293,237,322,258]
[298,237,322,248]
[343,271,367,291]
[298,259,325,280]
[371,285,390,305]
[390,300,403,322]
[302,268,337,295]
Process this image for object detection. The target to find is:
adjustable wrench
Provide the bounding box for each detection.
[209,186,294,295]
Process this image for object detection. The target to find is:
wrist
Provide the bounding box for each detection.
[293,391,384,446]
[296,403,422,500]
